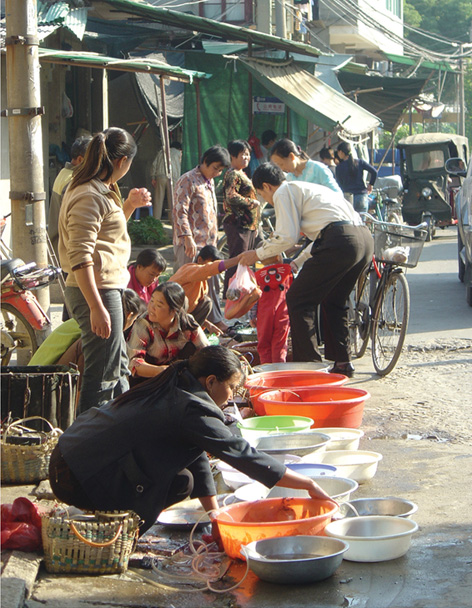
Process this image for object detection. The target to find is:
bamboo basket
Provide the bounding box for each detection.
[1,416,62,484]
[42,509,141,574]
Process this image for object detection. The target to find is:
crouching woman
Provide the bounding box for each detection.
[49,346,332,534]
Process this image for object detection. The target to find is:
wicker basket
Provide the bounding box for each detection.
[42,510,141,574]
[1,416,62,484]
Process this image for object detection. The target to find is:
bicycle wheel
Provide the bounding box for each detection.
[348,269,371,359]
[1,303,39,365]
[371,272,409,376]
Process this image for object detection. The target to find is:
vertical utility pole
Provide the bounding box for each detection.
[458,44,466,137]
[255,0,272,35]
[275,0,286,39]
[4,0,49,312]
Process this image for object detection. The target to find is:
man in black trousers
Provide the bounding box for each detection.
[240,163,373,377]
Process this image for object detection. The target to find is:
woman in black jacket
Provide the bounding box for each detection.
[49,346,331,533]
[335,141,377,213]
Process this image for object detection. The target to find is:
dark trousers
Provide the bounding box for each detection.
[49,444,194,535]
[191,295,212,326]
[223,220,258,297]
[286,224,373,363]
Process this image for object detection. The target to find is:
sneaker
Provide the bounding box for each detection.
[329,362,355,378]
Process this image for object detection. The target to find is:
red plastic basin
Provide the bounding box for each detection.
[258,387,370,429]
[211,497,338,560]
[245,370,349,415]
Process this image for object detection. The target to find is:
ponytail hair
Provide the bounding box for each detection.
[113,345,243,407]
[336,141,358,177]
[270,138,309,161]
[152,282,199,332]
[70,127,137,189]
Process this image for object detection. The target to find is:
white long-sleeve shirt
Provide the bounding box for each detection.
[255,181,363,261]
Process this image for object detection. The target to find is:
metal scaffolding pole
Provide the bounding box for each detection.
[4,0,50,312]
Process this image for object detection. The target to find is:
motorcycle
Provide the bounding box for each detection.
[1,217,61,365]
[397,133,469,241]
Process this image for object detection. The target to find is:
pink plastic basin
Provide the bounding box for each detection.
[211,497,338,560]
[258,386,371,429]
[245,370,348,415]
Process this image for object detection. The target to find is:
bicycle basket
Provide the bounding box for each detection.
[373,223,427,268]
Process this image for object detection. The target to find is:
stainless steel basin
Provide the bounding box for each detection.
[241,535,349,584]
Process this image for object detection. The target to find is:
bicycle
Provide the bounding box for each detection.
[367,187,403,225]
[348,214,427,376]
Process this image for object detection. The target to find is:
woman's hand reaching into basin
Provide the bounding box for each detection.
[276,469,335,502]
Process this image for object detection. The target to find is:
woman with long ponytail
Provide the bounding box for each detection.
[335,141,377,213]
[58,127,151,413]
[50,345,333,535]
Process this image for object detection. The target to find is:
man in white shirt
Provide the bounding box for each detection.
[240,163,373,376]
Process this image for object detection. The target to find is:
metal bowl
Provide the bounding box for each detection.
[340,497,418,519]
[254,432,331,458]
[325,516,418,562]
[268,475,358,503]
[241,535,349,584]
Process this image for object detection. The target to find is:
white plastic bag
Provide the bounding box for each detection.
[224,264,260,320]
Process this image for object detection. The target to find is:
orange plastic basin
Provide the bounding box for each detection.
[211,497,338,560]
[258,387,371,429]
[245,371,349,415]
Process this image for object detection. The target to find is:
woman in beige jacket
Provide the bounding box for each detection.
[59,127,151,412]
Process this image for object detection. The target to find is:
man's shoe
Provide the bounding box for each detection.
[329,362,355,378]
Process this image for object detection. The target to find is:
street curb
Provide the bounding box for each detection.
[1,551,42,608]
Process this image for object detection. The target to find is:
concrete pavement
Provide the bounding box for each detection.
[2,227,471,608]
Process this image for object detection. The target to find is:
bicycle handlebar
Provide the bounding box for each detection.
[361,212,428,232]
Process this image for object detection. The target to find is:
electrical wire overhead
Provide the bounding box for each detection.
[318,0,471,64]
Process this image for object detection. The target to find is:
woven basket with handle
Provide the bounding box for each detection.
[1,416,62,484]
[42,509,141,574]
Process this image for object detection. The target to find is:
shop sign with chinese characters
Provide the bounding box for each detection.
[253,96,285,115]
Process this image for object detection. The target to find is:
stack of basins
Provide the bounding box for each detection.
[210,364,418,581]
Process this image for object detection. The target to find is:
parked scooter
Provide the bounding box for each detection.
[1,218,61,365]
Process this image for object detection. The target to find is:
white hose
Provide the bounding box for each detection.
[141,510,250,594]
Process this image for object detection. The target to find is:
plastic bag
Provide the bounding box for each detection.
[1,497,44,551]
[224,264,261,320]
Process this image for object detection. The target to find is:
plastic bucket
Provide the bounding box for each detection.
[237,415,314,446]
[259,387,370,429]
[245,371,349,415]
[252,362,330,373]
[211,497,338,560]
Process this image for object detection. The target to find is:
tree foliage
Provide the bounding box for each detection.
[403,1,472,48]
[403,1,472,141]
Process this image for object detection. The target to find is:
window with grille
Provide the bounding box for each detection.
[200,0,252,24]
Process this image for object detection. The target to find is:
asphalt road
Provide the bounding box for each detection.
[406,227,471,342]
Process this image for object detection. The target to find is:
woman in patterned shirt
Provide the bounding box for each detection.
[222,140,261,295]
[127,282,208,382]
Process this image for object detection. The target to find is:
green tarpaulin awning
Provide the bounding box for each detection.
[241,59,381,136]
[37,48,210,83]
[337,71,429,132]
[385,53,457,74]
[95,0,322,58]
